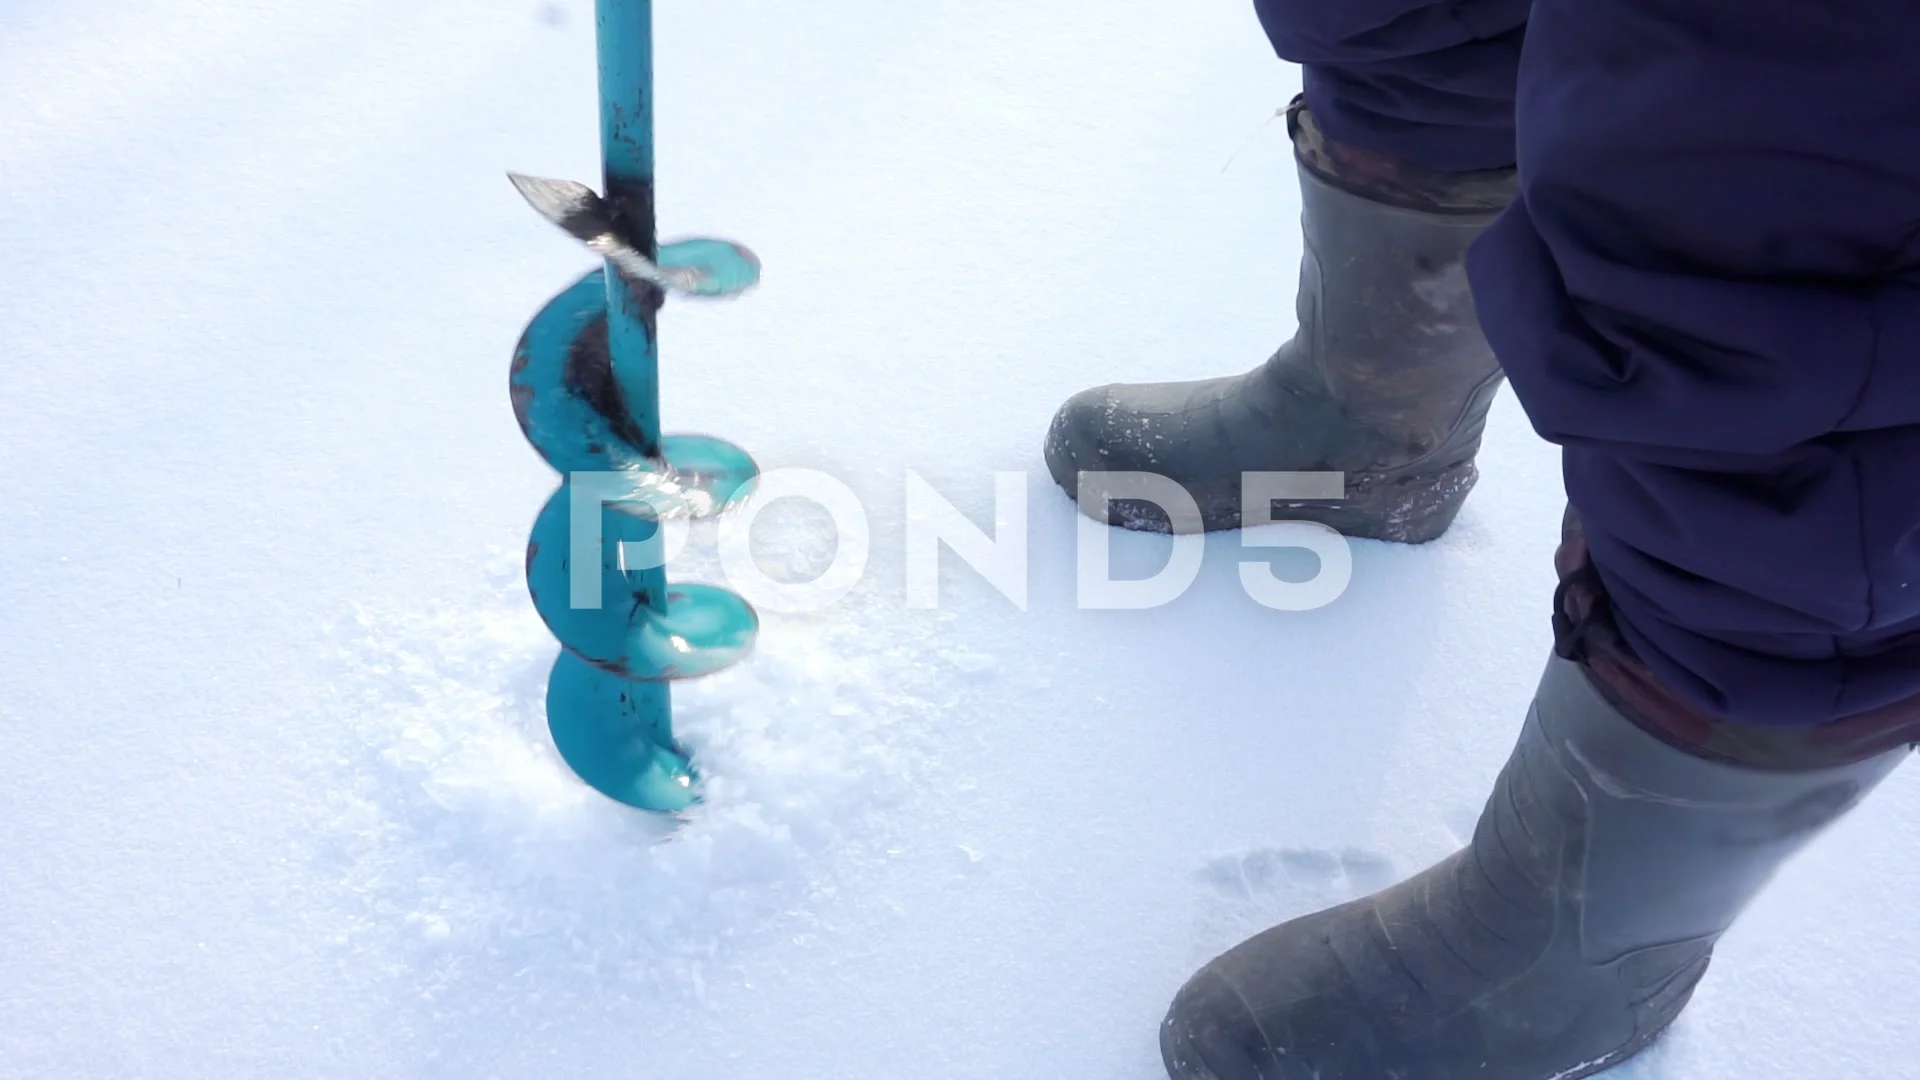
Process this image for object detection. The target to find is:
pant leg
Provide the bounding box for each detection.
[1471,0,1920,728]
[1251,0,1529,171]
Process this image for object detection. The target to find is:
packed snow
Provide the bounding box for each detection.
[2,1,1916,1077]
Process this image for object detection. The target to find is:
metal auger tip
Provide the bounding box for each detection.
[507,171,618,245]
[508,171,761,299]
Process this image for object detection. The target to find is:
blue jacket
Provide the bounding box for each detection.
[1257,0,1920,726]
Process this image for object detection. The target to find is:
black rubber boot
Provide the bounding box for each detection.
[1045,102,1515,541]
[1160,654,1909,1080]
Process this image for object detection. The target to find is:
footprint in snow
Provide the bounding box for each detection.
[1189,846,1399,963]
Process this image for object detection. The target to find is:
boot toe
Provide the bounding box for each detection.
[1161,969,1291,1080]
[1043,384,1119,498]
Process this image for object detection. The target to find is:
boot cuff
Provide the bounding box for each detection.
[1286,96,1517,216]
[1553,505,1920,770]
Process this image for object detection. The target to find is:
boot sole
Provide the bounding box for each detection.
[1078,458,1479,545]
[1158,1007,1664,1080]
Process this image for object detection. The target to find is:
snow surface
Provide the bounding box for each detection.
[2,1,1917,1077]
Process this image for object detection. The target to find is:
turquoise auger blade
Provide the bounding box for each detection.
[506,0,763,813]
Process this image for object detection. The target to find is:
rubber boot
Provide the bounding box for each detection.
[1044,101,1515,541]
[1159,652,1910,1080]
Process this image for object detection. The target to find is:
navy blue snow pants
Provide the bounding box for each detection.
[1255,0,1920,733]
